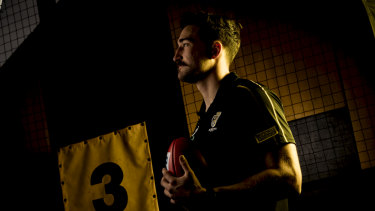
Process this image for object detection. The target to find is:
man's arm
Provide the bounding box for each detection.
[161,143,302,206]
[214,143,302,199]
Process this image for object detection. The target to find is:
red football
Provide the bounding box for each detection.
[166,137,207,177]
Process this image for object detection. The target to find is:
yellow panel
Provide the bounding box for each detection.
[58,122,159,211]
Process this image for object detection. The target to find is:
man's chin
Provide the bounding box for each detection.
[178,69,211,84]
[178,72,196,84]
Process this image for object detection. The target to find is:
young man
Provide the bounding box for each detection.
[161,13,302,211]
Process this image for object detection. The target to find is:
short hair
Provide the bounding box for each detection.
[180,12,242,64]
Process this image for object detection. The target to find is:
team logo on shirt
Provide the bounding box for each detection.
[209,111,222,132]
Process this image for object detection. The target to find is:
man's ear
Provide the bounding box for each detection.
[211,41,222,59]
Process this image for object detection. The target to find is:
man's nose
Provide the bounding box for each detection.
[173,47,182,62]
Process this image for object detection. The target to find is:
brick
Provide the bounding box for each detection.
[301,90,312,101]
[303,101,314,112]
[281,95,292,106]
[314,151,325,162]
[317,161,329,172]
[324,149,336,160]
[303,144,314,154]
[368,149,375,161]
[293,103,304,114]
[307,164,318,174]
[321,139,333,149]
[312,142,324,152]
[365,139,375,150]
[299,134,311,145]
[289,82,299,94]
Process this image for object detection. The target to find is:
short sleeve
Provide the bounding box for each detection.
[235,81,295,146]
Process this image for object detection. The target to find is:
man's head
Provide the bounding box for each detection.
[173,12,242,83]
[180,12,242,64]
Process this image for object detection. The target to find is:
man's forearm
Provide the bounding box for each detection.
[213,168,299,200]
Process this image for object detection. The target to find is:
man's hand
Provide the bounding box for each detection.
[161,155,206,205]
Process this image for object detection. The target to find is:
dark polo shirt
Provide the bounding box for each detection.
[190,72,295,211]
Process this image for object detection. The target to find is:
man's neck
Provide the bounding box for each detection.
[196,68,229,112]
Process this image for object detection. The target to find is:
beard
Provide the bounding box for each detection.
[178,65,211,84]
[177,58,212,84]
[178,66,197,83]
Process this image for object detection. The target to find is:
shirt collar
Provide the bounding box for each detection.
[197,72,239,117]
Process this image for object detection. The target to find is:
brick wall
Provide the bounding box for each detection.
[0,0,39,67]
[0,0,50,152]
[289,108,360,182]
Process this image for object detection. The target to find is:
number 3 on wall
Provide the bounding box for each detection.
[90,162,128,211]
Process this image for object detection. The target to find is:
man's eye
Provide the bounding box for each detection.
[182,43,190,47]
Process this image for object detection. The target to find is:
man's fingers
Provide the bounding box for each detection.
[162,167,169,176]
[161,175,176,200]
[160,175,169,188]
[164,188,173,198]
[161,165,189,205]
[161,167,178,200]
[179,155,193,177]
[162,168,177,183]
